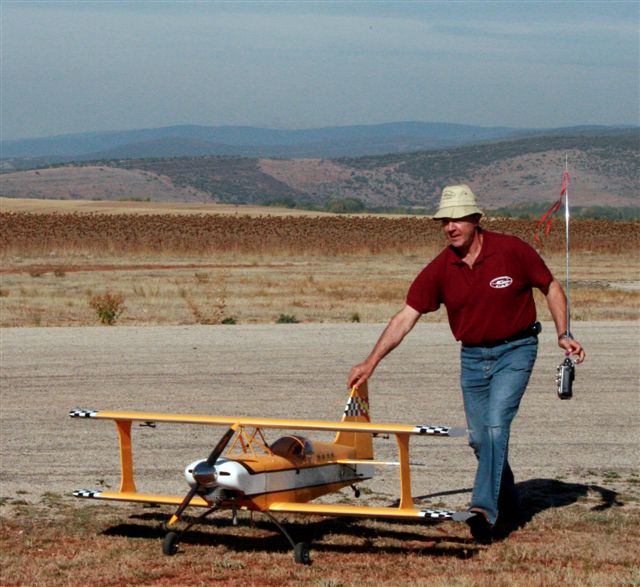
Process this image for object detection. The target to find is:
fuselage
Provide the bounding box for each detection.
[185,436,374,511]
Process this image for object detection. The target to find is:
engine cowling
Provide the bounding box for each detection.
[184,457,250,493]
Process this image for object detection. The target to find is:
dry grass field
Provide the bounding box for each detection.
[1,198,638,327]
[2,498,638,587]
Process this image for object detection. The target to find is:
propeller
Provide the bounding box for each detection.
[167,423,239,527]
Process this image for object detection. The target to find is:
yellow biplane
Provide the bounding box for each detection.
[69,383,472,564]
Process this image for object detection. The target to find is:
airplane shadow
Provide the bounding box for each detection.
[101,478,623,558]
[104,509,479,559]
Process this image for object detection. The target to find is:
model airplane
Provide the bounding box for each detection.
[69,383,472,564]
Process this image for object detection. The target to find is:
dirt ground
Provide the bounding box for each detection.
[0,321,638,511]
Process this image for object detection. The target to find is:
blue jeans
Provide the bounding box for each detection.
[460,336,538,525]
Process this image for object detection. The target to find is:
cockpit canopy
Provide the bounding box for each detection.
[270,435,313,458]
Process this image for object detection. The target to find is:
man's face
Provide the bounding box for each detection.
[440,215,479,249]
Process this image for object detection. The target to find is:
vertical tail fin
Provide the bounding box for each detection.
[333,383,373,459]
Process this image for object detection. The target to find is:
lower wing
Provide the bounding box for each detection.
[268,501,473,522]
[73,489,210,507]
[75,490,473,522]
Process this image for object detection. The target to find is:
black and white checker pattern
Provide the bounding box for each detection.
[69,408,98,418]
[73,489,102,499]
[419,509,455,520]
[343,397,369,418]
[413,425,451,436]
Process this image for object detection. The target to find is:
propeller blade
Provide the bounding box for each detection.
[168,424,239,527]
[167,485,199,527]
[206,423,239,466]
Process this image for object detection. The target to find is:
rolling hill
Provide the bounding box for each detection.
[1,128,637,215]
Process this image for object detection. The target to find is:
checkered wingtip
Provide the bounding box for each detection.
[69,408,98,418]
[73,489,103,499]
[413,425,451,436]
[419,509,456,520]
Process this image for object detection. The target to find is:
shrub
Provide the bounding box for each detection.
[326,197,366,214]
[276,314,299,324]
[89,292,125,325]
[221,317,237,325]
[350,312,361,323]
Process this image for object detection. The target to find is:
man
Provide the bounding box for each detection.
[348,184,585,542]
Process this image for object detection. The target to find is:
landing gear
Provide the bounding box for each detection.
[263,511,312,565]
[294,542,311,565]
[161,503,222,556]
[350,484,361,498]
[161,504,312,564]
[162,531,179,556]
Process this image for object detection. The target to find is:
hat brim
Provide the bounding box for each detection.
[432,205,484,220]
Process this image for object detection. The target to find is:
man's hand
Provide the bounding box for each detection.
[348,361,375,389]
[559,335,586,364]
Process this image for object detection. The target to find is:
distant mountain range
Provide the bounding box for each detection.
[2,121,635,165]
[1,127,637,215]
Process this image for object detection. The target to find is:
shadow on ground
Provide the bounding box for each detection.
[517,478,623,519]
[102,478,623,558]
[415,477,623,540]
[104,508,479,560]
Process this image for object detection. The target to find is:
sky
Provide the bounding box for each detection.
[1,0,639,140]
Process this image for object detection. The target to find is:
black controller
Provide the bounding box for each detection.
[556,357,575,400]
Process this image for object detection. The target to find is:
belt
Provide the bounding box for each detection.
[463,322,541,348]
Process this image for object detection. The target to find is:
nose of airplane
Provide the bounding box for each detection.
[184,459,217,488]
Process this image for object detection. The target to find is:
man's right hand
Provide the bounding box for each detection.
[347,361,374,389]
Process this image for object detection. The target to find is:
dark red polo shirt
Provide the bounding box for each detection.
[406,230,554,345]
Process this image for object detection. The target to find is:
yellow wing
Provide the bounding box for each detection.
[73,490,473,523]
[68,408,466,437]
[268,502,473,522]
[73,489,210,507]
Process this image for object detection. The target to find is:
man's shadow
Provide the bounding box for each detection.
[515,478,623,522]
[414,478,623,539]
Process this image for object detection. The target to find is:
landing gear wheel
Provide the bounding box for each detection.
[162,531,179,556]
[293,542,311,565]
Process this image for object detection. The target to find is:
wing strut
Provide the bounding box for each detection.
[116,420,136,493]
[396,433,413,509]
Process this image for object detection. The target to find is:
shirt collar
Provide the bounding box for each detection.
[447,228,496,265]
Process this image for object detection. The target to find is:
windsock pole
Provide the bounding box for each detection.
[563,156,571,337]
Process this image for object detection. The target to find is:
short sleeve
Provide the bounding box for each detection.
[406,258,444,315]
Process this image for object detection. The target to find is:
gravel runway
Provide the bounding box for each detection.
[1,322,638,510]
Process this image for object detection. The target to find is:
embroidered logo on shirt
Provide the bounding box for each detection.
[490,276,513,289]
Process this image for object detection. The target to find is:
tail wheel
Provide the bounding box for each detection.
[162,531,179,556]
[293,542,311,565]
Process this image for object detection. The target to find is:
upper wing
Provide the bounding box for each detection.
[69,408,466,437]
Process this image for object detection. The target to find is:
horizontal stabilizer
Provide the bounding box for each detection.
[269,501,473,522]
[69,407,466,438]
[334,459,427,467]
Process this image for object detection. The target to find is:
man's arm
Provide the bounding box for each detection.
[347,305,422,388]
[544,279,586,363]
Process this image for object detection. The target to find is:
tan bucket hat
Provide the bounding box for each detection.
[432,184,484,219]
